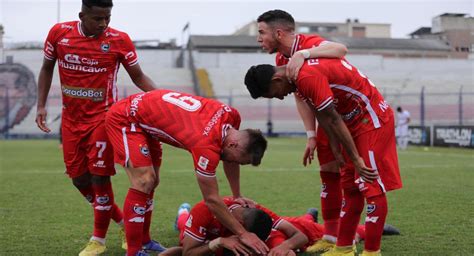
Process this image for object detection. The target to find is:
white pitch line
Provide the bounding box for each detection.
[5,163,473,175]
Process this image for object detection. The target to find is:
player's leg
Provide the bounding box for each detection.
[87,122,122,247]
[141,141,166,253]
[314,129,343,252]
[62,121,108,255]
[355,118,401,255]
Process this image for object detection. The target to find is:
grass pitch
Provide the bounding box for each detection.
[0,138,473,255]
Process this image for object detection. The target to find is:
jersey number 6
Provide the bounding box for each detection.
[162,92,202,112]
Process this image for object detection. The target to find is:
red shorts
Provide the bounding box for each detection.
[105,101,162,168]
[61,118,115,178]
[266,217,324,251]
[316,127,337,166]
[341,116,402,198]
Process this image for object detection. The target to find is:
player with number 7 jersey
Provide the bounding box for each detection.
[105,89,269,256]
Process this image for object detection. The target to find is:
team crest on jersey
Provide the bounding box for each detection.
[101,41,110,52]
[140,144,150,157]
[198,156,209,170]
[367,203,376,214]
[96,195,109,205]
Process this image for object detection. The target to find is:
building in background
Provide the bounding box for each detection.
[234,18,391,38]
[409,13,474,58]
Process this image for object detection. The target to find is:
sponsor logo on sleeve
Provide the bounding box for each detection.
[185,215,193,228]
[198,156,209,170]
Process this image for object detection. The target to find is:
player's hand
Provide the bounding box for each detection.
[239,231,269,255]
[221,235,253,256]
[268,244,295,256]
[233,197,256,208]
[286,51,305,82]
[35,107,51,133]
[354,157,378,183]
[303,137,317,166]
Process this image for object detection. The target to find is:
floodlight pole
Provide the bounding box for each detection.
[57,0,61,23]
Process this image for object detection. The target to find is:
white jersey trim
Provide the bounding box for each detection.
[290,35,301,56]
[195,169,216,178]
[368,150,386,193]
[329,84,381,129]
[138,123,184,147]
[121,127,130,167]
[184,230,206,243]
[316,97,333,111]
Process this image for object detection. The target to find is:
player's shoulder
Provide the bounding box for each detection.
[104,27,132,41]
[50,21,77,33]
[299,33,326,46]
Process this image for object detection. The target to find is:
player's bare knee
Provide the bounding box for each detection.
[130,169,157,193]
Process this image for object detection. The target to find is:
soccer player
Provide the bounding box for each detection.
[163,198,397,256]
[35,0,160,255]
[105,89,269,256]
[161,198,274,256]
[244,60,403,256]
[256,9,349,251]
[395,106,411,150]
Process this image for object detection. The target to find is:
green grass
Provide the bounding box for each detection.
[1,139,473,255]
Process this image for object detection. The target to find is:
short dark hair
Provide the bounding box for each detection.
[82,0,113,8]
[397,106,402,112]
[244,65,276,99]
[242,208,273,241]
[257,9,295,31]
[244,129,267,166]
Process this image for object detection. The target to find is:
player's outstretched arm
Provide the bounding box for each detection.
[316,104,378,182]
[269,220,308,256]
[125,63,156,92]
[36,58,56,133]
[196,175,269,255]
[286,41,348,81]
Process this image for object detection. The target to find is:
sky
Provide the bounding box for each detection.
[0,0,472,45]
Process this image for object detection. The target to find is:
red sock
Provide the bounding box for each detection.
[111,203,124,224]
[178,211,190,242]
[320,171,342,238]
[142,190,155,244]
[92,182,114,239]
[124,188,149,256]
[364,194,388,252]
[78,185,95,204]
[356,224,366,241]
[336,188,364,247]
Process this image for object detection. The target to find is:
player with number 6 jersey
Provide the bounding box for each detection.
[105,89,269,256]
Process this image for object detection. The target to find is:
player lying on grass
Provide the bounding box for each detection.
[160,197,400,256]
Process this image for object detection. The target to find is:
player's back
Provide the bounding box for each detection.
[128,90,239,150]
[298,58,392,135]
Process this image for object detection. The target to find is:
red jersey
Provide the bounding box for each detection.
[275,34,327,66]
[123,90,241,177]
[43,21,139,123]
[184,198,282,243]
[296,58,393,137]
